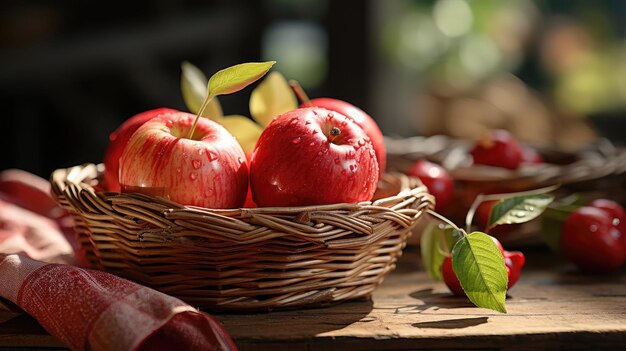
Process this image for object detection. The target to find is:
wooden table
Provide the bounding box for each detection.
[1,248,625,350]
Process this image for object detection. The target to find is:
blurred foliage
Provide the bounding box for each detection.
[381,0,626,116]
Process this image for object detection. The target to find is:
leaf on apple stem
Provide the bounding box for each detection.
[421,222,459,281]
[451,232,508,313]
[188,61,276,140]
[220,115,264,155]
[250,72,298,127]
[487,195,554,232]
[180,61,224,121]
[208,61,277,97]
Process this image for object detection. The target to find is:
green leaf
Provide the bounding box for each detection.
[540,197,584,253]
[488,195,555,231]
[540,210,566,253]
[249,71,298,127]
[180,62,223,121]
[452,232,508,313]
[421,223,459,281]
[208,61,276,97]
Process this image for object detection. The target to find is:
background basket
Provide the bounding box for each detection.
[51,164,433,311]
[386,135,626,246]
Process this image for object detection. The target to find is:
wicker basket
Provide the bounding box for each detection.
[50,164,433,311]
[386,135,626,246]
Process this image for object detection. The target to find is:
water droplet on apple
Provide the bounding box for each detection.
[192,159,201,169]
[189,172,198,180]
[341,121,347,127]
[334,158,341,165]
[358,139,366,147]
[197,149,203,155]
[310,142,316,147]
[328,112,334,119]
[317,151,323,156]
[289,117,298,125]
[292,137,302,144]
[207,150,218,161]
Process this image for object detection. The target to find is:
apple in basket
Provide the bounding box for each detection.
[103,108,178,191]
[308,98,386,175]
[119,111,248,208]
[250,107,379,207]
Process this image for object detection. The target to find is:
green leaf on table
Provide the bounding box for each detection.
[487,194,555,231]
[180,61,223,121]
[420,223,459,281]
[250,71,298,127]
[208,61,276,97]
[451,232,508,313]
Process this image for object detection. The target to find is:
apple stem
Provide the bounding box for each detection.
[329,127,341,143]
[187,94,214,140]
[465,184,561,232]
[427,209,466,236]
[289,80,312,106]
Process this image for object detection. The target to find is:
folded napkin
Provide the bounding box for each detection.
[0,170,237,351]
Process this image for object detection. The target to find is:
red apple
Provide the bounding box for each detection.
[103,108,178,192]
[250,107,379,207]
[308,98,386,175]
[406,160,454,212]
[561,206,626,272]
[471,130,523,170]
[119,111,248,208]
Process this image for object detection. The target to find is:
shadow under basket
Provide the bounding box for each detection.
[51,164,433,311]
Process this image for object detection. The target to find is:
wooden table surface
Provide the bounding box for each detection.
[1,248,625,350]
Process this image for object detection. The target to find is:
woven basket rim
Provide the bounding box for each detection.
[385,135,626,184]
[50,163,434,214]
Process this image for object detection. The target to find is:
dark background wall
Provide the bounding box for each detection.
[1,0,625,178]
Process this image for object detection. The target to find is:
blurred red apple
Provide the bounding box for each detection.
[119,111,248,208]
[309,98,386,175]
[103,108,178,191]
[250,107,379,207]
[406,160,454,212]
[471,130,522,170]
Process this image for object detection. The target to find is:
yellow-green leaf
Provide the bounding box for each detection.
[220,115,263,154]
[421,222,459,281]
[249,71,298,127]
[208,61,276,97]
[452,232,508,313]
[180,61,223,121]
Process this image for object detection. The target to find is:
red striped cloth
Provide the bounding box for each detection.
[0,170,237,351]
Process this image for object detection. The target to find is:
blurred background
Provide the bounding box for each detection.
[1,0,625,178]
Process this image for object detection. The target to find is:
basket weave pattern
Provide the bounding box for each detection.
[51,164,433,311]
